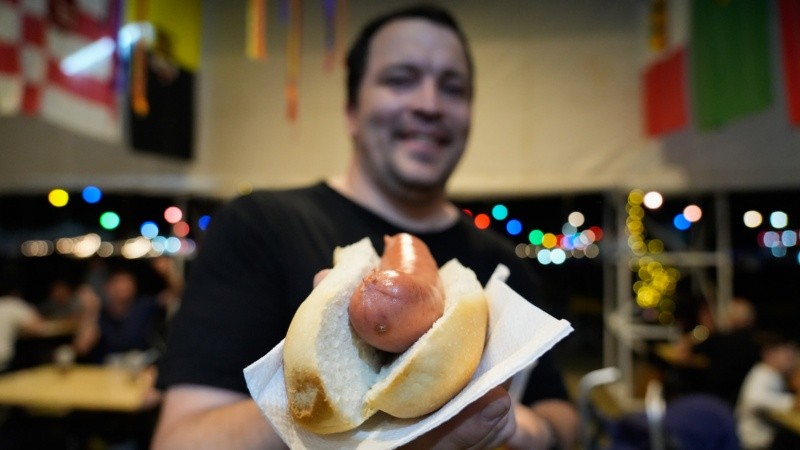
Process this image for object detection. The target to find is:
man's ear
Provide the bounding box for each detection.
[345,103,358,136]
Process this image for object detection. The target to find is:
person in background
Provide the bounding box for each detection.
[736,332,800,450]
[75,258,183,363]
[152,5,578,450]
[692,297,760,407]
[0,291,45,372]
[39,279,83,319]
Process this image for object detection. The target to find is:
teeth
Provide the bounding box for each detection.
[408,133,437,143]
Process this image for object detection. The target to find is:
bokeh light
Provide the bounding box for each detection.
[770,211,788,229]
[550,249,567,264]
[673,214,691,230]
[491,204,508,220]
[198,215,211,231]
[48,189,69,207]
[173,221,190,238]
[568,211,585,227]
[506,219,522,236]
[99,212,120,230]
[683,204,702,222]
[165,237,182,253]
[528,229,544,245]
[743,210,762,228]
[82,186,102,204]
[781,230,797,247]
[628,189,644,206]
[474,213,490,230]
[164,206,183,224]
[542,233,557,249]
[590,226,604,240]
[140,221,159,239]
[643,191,663,209]
[562,223,577,235]
[537,249,552,265]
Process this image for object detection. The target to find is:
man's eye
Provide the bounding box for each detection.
[440,81,469,99]
[383,75,415,88]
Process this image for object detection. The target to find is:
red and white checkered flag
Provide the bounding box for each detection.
[0,0,121,142]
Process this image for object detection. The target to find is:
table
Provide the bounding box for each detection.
[0,364,155,412]
[770,409,800,435]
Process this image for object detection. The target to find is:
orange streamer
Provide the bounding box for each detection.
[131,0,149,116]
[247,0,267,60]
[323,0,347,72]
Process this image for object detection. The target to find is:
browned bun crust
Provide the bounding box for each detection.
[283,239,489,434]
[283,238,382,434]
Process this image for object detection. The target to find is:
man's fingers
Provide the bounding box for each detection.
[313,269,331,288]
[406,386,515,450]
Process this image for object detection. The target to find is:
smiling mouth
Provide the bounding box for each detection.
[396,131,450,147]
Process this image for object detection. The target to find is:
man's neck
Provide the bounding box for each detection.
[327,172,459,233]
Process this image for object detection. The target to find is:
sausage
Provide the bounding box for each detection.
[348,233,445,353]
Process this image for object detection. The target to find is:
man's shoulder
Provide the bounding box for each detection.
[229,183,328,211]
[216,183,333,229]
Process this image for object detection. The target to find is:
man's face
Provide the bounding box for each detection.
[347,18,472,198]
[105,273,136,305]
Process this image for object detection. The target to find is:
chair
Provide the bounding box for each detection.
[644,379,666,450]
[577,366,622,450]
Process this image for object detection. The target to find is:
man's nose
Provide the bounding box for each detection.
[410,78,442,119]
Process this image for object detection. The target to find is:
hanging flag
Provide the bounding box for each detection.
[690,0,772,130]
[125,0,201,159]
[0,0,121,143]
[643,48,688,136]
[648,0,667,52]
[641,0,689,137]
[247,0,267,60]
[0,0,26,115]
[779,0,800,126]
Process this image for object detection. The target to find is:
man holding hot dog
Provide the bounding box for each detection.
[153,5,579,450]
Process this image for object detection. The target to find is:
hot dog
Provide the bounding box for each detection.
[283,236,488,434]
[348,234,445,353]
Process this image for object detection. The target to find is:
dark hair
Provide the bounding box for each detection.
[757,330,797,352]
[345,4,474,108]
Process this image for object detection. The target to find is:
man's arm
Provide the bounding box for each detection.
[151,385,287,450]
[510,399,579,450]
[155,384,568,450]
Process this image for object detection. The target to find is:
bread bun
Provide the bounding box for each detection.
[283,238,488,434]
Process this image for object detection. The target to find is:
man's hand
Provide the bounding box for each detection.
[401,386,516,449]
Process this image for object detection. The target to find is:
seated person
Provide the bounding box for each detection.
[77,268,166,364]
[0,292,45,372]
[39,279,83,319]
[692,297,760,407]
[736,332,799,450]
[612,393,740,450]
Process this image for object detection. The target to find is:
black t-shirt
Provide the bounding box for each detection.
[157,182,568,405]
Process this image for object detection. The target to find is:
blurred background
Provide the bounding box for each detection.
[1,0,800,448]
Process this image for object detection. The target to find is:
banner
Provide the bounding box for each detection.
[0,0,121,143]
[125,0,201,159]
[643,48,688,136]
[690,0,772,130]
[641,0,689,137]
[779,0,800,126]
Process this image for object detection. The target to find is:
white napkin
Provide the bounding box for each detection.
[243,264,573,449]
